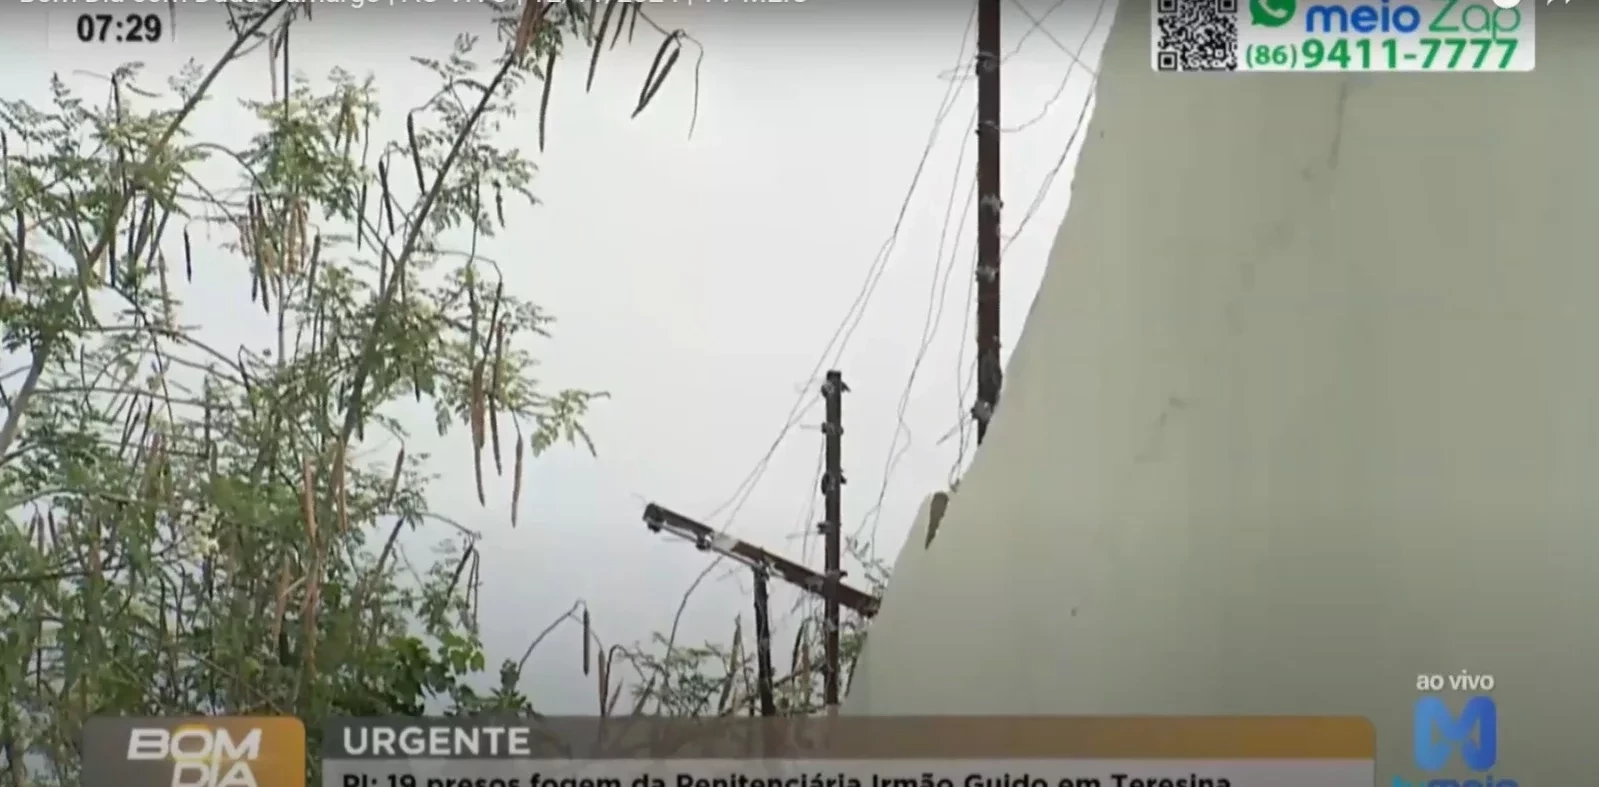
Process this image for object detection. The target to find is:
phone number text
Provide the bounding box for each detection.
[1244,37,1521,71]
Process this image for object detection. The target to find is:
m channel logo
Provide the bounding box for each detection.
[1396,696,1517,787]
[1249,0,1523,38]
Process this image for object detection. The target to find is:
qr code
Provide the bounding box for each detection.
[1153,0,1240,72]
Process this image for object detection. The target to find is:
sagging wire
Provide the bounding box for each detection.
[940,0,1111,485]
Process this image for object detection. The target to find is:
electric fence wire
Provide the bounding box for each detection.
[855,138,978,546]
[759,0,1085,563]
[651,2,985,662]
[948,0,1111,485]
[849,0,1112,544]
[692,1,981,538]
[763,0,1092,654]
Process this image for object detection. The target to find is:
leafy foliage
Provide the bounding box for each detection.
[0,2,702,784]
[0,2,878,784]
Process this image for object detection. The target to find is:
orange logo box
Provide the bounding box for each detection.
[117,717,306,787]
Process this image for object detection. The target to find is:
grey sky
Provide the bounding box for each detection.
[2,0,1111,712]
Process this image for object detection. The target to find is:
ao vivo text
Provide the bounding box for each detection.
[1416,671,1495,692]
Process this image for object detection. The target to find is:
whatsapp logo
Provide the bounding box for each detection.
[1250,0,1296,26]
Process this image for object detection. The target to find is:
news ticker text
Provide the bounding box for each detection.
[83,716,1376,787]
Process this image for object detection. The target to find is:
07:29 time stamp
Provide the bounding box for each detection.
[74,13,165,44]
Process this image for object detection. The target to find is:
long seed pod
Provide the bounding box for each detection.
[446,542,475,597]
[494,182,505,225]
[603,645,626,713]
[511,431,526,527]
[484,282,503,355]
[285,199,304,275]
[627,3,639,43]
[406,113,426,192]
[491,321,507,395]
[634,37,682,119]
[588,0,619,92]
[141,200,168,275]
[489,324,507,474]
[539,47,556,152]
[582,606,592,676]
[124,199,138,273]
[300,457,318,542]
[203,404,214,472]
[596,646,609,715]
[280,21,291,111]
[183,227,193,281]
[373,517,405,586]
[356,180,368,250]
[332,442,349,535]
[468,550,482,624]
[112,77,127,187]
[256,248,271,314]
[605,663,625,716]
[489,406,503,477]
[384,446,405,509]
[470,362,487,506]
[638,31,681,110]
[108,221,118,287]
[511,1,548,63]
[378,159,395,234]
[306,232,322,296]
[611,3,629,49]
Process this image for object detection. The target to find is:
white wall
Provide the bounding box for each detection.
[845,0,1595,781]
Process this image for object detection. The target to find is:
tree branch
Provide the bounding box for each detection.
[0,5,286,460]
[335,56,519,448]
[0,338,50,466]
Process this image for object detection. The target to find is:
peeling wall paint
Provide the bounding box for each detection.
[845,1,1597,782]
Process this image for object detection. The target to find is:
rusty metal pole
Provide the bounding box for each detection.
[642,504,881,617]
[974,0,1003,444]
[820,369,847,711]
[751,567,778,717]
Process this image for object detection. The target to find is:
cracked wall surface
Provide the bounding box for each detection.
[844,1,1597,781]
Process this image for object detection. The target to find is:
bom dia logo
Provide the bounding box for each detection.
[1396,696,1517,787]
[85,717,305,787]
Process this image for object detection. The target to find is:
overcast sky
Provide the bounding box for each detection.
[2,0,1112,711]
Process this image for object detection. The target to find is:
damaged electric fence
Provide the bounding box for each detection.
[640,503,880,618]
[640,369,873,715]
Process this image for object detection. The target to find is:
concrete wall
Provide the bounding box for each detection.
[847,491,948,705]
[844,1,1597,781]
